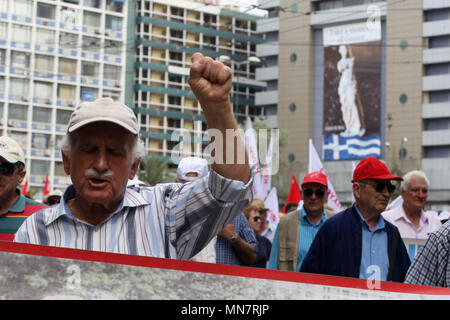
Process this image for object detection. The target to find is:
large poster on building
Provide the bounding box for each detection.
[323,22,382,161]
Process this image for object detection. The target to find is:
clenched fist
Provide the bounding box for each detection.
[188,52,232,110]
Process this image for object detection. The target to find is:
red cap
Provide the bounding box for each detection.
[302,172,328,187]
[351,157,403,183]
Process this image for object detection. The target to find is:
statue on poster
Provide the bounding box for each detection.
[337,45,365,137]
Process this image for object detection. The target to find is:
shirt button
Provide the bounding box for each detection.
[372,250,376,254]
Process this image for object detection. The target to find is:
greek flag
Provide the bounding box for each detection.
[323,134,381,161]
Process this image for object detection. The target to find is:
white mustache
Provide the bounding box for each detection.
[84,168,114,181]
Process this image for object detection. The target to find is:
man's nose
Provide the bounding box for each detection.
[93,151,109,172]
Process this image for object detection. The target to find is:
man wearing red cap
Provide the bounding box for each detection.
[268,172,329,271]
[300,157,411,283]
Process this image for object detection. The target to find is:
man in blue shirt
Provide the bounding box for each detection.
[300,157,411,282]
[215,212,257,266]
[268,172,328,272]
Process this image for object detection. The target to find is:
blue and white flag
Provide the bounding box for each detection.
[323,134,381,161]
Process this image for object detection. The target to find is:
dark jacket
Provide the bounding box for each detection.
[299,205,411,282]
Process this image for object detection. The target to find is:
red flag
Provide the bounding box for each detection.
[21,176,29,195]
[44,173,50,196]
[281,176,301,213]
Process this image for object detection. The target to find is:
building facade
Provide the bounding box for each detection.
[133,0,266,162]
[275,0,450,209]
[0,0,128,199]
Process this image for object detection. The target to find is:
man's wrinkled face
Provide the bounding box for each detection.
[302,182,327,214]
[62,122,139,209]
[354,179,394,213]
[402,175,428,211]
[0,158,25,200]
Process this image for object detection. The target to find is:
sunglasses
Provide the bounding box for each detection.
[0,162,16,176]
[253,216,261,222]
[362,181,396,194]
[303,189,326,197]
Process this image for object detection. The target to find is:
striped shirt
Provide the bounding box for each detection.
[14,170,253,260]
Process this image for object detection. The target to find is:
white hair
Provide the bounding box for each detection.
[401,170,430,191]
[60,132,145,162]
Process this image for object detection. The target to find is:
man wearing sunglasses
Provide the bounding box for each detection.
[268,172,328,272]
[0,136,46,241]
[300,157,411,283]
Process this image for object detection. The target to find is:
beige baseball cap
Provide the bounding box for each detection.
[67,98,139,134]
[0,136,25,164]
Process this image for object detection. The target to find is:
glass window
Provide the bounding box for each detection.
[0,77,4,92]
[33,107,51,123]
[12,0,32,17]
[102,89,120,100]
[58,58,77,74]
[56,109,72,125]
[35,28,55,45]
[9,132,28,149]
[103,64,120,80]
[105,15,122,31]
[81,61,98,77]
[32,133,51,150]
[81,36,101,52]
[83,0,101,9]
[30,159,50,175]
[37,3,56,20]
[106,0,123,13]
[11,51,30,68]
[8,104,28,120]
[35,54,54,72]
[54,161,66,176]
[33,81,52,99]
[0,1,8,13]
[9,79,29,97]
[61,7,78,24]
[11,25,32,43]
[0,22,7,39]
[83,11,101,28]
[59,32,78,48]
[104,40,121,55]
[57,84,76,101]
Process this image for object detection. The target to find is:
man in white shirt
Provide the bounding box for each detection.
[382,170,441,239]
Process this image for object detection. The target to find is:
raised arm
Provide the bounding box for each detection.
[188,52,250,184]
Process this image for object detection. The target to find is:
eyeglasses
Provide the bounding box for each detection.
[303,189,326,197]
[361,181,396,194]
[0,162,16,176]
[253,216,261,222]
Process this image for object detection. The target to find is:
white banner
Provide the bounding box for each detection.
[245,117,265,200]
[308,139,343,213]
[264,186,280,228]
[261,136,273,199]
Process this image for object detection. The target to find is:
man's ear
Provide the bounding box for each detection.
[61,151,71,175]
[17,169,26,186]
[352,183,361,200]
[129,158,141,180]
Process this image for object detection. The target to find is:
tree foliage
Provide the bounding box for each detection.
[137,157,176,186]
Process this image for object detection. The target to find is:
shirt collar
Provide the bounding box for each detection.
[299,206,326,226]
[394,204,428,226]
[1,189,25,215]
[45,185,149,226]
[355,205,386,231]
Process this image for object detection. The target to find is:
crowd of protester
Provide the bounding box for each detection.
[0,52,449,290]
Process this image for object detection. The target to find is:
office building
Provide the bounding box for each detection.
[275,0,450,209]
[0,0,128,198]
